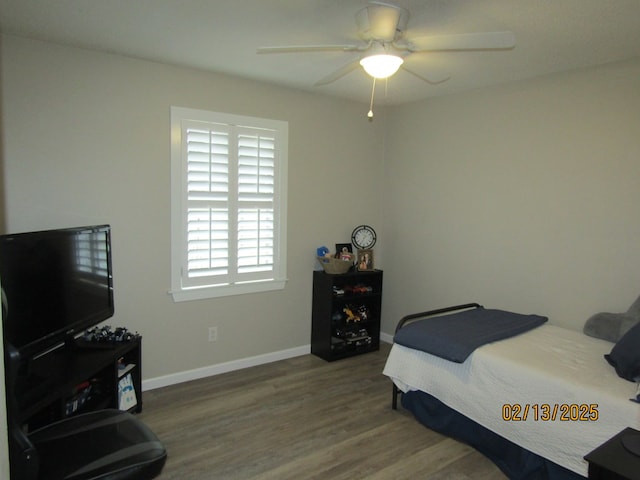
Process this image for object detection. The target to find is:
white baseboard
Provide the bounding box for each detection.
[380,331,394,344]
[143,334,395,392]
[142,344,311,391]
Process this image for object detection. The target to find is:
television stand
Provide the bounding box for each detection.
[72,337,124,349]
[11,336,143,432]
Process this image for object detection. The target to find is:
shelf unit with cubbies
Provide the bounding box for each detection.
[311,269,383,361]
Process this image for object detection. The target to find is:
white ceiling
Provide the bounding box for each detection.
[1,0,639,106]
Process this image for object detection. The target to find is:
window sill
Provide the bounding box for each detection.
[170,278,287,302]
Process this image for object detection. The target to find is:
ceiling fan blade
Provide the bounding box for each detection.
[409,31,516,52]
[257,44,360,54]
[402,66,450,85]
[315,60,360,86]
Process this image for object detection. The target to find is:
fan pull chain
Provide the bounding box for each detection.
[367,77,376,119]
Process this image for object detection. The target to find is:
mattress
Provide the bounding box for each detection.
[383,324,640,477]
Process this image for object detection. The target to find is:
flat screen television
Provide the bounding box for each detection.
[0,224,114,359]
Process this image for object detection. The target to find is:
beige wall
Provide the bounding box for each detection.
[0,35,386,381]
[381,58,640,333]
[2,34,639,381]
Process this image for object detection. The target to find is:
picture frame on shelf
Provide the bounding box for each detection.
[357,249,374,271]
[335,243,353,262]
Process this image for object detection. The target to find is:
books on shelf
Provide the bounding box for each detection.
[118,363,136,378]
[118,372,137,410]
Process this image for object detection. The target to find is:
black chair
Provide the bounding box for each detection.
[5,344,167,480]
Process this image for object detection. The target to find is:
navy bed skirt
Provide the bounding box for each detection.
[401,390,585,479]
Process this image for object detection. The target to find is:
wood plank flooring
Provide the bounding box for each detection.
[140,343,507,480]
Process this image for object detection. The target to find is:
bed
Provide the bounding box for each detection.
[382,303,640,479]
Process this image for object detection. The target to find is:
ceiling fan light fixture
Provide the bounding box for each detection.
[359,54,403,79]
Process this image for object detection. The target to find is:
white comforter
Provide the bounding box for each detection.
[383,324,640,477]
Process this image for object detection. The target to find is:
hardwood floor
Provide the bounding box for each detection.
[140,343,507,480]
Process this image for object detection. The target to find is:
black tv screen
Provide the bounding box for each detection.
[0,225,114,358]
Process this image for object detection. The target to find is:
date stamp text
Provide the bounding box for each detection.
[502,403,598,422]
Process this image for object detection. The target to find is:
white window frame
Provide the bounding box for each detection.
[170,107,288,301]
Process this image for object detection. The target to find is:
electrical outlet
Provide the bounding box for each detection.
[208,326,218,342]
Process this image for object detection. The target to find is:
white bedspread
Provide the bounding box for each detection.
[383,324,640,477]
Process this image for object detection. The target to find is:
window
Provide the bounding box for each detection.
[170,107,288,301]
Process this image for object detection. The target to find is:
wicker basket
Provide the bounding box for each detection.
[317,256,353,274]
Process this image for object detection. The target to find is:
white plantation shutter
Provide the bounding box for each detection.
[171,108,288,301]
[186,124,230,282]
[237,132,276,275]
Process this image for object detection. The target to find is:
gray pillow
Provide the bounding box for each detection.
[583,294,640,343]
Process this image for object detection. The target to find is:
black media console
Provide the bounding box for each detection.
[11,336,142,432]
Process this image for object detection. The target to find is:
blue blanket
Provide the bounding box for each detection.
[393,307,547,363]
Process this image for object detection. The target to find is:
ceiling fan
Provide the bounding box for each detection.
[257,1,516,88]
